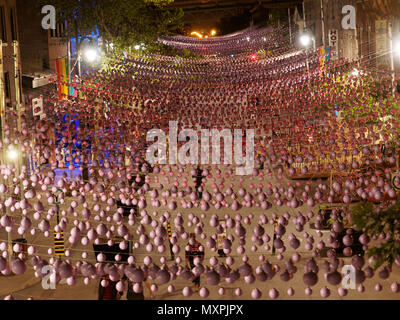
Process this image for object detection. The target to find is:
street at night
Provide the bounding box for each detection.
[0,0,399,312]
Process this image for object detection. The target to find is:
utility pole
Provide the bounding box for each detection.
[368,25,371,67]
[302,0,306,30]
[320,0,325,47]
[13,41,22,179]
[288,7,292,44]
[359,27,363,60]
[0,40,12,261]
[0,40,5,164]
[389,21,396,96]
[12,40,26,249]
[68,40,72,94]
[78,55,82,81]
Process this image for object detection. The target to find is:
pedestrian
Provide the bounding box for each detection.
[193,165,203,200]
[185,233,204,291]
[125,275,153,300]
[217,222,227,257]
[98,275,123,300]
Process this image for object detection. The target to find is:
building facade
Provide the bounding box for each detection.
[0,0,22,109]
[303,0,400,70]
[16,0,67,97]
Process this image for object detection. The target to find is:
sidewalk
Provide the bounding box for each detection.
[0,266,41,298]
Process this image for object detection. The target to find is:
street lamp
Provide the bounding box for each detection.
[83,48,98,63]
[299,33,316,50]
[70,43,101,81]
[393,37,400,58]
[298,32,315,75]
[7,147,18,161]
[389,22,399,96]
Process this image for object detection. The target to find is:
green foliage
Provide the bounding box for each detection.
[36,0,183,52]
[181,48,202,59]
[351,201,400,269]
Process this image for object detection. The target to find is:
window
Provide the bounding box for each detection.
[4,72,9,99]
[0,6,6,42]
[9,7,16,41]
[50,22,65,38]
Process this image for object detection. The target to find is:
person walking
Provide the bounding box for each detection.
[193,166,203,201]
[185,233,204,291]
[98,275,122,300]
[125,276,153,300]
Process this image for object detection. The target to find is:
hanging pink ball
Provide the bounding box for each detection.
[338,287,348,296]
[265,287,278,300]
[199,287,209,298]
[182,286,193,297]
[320,287,330,298]
[251,288,262,299]
[167,285,175,293]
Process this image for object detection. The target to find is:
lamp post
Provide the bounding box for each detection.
[299,33,316,50]
[70,45,101,81]
[389,21,399,96]
[64,45,100,182]
[0,40,5,166]
[12,41,23,180]
[299,33,316,74]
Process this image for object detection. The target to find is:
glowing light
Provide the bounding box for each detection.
[134,45,140,50]
[210,29,217,36]
[191,31,203,39]
[394,38,400,57]
[7,149,18,161]
[351,69,359,77]
[246,37,250,41]
[250,53,257,61]
[83,48,98,63]
[299,34,312,47]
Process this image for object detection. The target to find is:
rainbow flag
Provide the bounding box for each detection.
[55,58,74,100]
[69,58,75,97]
[318,46,330,76]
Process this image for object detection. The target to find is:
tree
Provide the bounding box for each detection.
[351,201,400,269]
[37,0,184,53]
